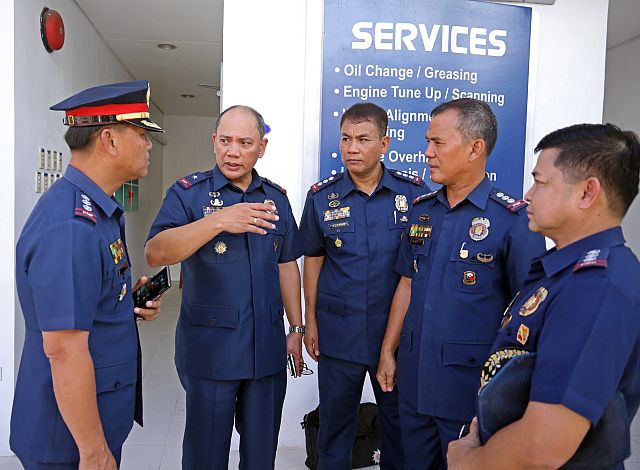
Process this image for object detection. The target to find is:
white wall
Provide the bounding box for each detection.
[3,0,164,455]
[604,36,640,256]
[0,0,15,457]
[223,0,610,449]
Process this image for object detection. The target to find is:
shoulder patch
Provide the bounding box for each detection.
[573,248,609,272]
[388,168,423,186]
[311,173,343,193]
[262,176,287,194]
[74,191,97,224]
[176,171,210,190]
[490,189,527,213]
[413,190,438,205]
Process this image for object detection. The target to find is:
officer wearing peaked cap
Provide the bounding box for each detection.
[377,98,545,468]
[10,80,164,470]
[300,102,426,469]
[145,105,304,469]
[449,124,640,470]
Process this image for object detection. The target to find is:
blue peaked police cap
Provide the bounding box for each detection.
[50,80,163,132]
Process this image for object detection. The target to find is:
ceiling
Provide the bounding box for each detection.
[73,0,640,118]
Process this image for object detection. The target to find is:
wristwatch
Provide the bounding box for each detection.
[289,325,305,334]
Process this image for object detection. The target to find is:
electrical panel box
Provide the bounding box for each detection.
[36,146,64,193]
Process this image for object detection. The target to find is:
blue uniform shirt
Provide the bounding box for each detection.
[299,166,426,366]
[11,165,139,463]
[148,166,303,381]
[481,227,640,429]
[395,177,546,421]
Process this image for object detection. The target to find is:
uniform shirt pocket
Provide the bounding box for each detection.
[447,244,498,293]
[95,361,138,394]
[100,267,132,314]
[442,341,494,367]
[188,304,239,329]
[197,235,241,264]
[317,291,347,316]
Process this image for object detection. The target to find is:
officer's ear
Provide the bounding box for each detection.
[577,176,602,210]
[97,125,122,156]
[258,138,268,159]
[468,138,486,163]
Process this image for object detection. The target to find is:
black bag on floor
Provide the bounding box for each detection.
[301,402,382,469]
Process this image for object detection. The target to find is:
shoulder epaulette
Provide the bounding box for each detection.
[176,171,211,190]
[413,190,438,205]
[388,168,423,186]
[573,248,609,272]
[490,189,527,213]
[74,191,97,224]
[262,176,287,194]
[311,173,343,193]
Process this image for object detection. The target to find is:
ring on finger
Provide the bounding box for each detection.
[253,217,258,224]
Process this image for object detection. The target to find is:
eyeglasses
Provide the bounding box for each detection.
[287,354,314,377]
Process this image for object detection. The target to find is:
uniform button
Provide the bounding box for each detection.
[327,307,333,312]
[210,318,216,325]
[114,381,121,389]
[469,358,476,365]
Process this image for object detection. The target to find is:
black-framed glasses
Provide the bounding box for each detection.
[287,354,314,377]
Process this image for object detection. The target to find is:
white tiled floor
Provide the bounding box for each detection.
[1,287,639,469]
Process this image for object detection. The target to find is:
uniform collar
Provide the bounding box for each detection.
[211,165,263,193]
[64,165,122,217]
[539,226,625,277]
[341,163,394,197]
[436,176,492,210]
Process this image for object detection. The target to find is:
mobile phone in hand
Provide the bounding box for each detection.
[133,266,171,308]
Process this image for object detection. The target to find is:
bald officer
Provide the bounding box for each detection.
[300,102,426,469]
[377,98,546,468]
[145,105,304,469]
[448,124,640,470]
[11,80,164,470]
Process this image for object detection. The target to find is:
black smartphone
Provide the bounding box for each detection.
[133,266,172,308]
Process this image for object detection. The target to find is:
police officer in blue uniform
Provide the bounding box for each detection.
[377,98,546,468]
[300,102,426,469]
[11,80,164,470]
[145,105,304,470]
[448,124,640,470]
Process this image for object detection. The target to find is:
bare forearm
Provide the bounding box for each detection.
[380,276,412,355]
[49,345,106,454]
[280,261,303,326]
[145,217,222,266]
[303,256,324,322]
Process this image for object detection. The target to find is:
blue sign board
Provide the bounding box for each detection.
[320,0,532,196]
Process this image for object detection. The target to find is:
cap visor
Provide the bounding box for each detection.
[127,118,164,132]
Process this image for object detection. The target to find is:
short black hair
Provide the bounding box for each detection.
[64,123,127,151]
[535,123,640,217]
[215,105,267,139]
[340,102,388,138]
[431,98,498,157]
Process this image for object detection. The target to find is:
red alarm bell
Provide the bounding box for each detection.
[40,7,65,53]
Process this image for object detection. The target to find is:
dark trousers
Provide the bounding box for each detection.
[178,369,287,470]
[18,447,122,470]
[398,391,465,470]
[317,355,404,470]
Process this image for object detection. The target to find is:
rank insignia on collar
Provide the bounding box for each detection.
[214,241,227,255]
[469,217,490,241]
[395,194,409,213]
[118,283,127,302]
[109,239,125,265]
[516,324,530,346]
[519,287,548,317]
